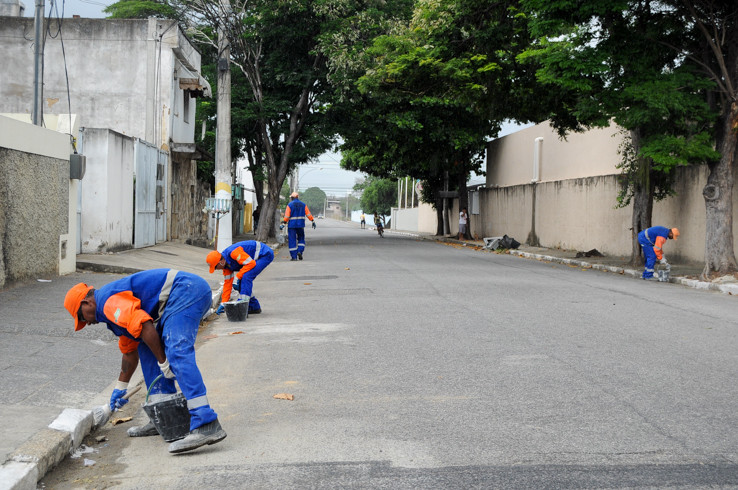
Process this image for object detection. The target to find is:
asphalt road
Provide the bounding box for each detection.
[41,219,738,488]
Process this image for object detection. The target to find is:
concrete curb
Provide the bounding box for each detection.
[416,233,738,296]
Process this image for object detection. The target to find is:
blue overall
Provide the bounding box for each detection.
[95,269,217,431]
[221,241,274,311]
[286,199,310,259]
[637,226,670,279]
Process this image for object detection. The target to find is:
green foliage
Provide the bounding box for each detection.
[355,177,396,216]
[104,0,177,19]
[301,187,327,215]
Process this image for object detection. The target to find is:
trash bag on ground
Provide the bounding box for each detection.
[498,235,520,250]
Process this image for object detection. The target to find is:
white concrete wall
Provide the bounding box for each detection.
[79,128,135,253]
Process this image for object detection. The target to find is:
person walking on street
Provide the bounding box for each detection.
[360,213,366,229]
[637,226,680,279]
[374,212,384,237]
[63,269,227,454]
[252,207,260,235]
[282,192,315,260]
[458,207,468,240]
[206,240,274,315]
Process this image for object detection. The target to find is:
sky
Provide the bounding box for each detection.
[22,0,110,18]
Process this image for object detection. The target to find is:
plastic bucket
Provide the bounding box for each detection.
[657,268,670,282]
[223,301,247,322]
[142,392,191,442]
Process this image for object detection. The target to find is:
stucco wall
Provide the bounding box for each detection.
[78,128,134,253]
[0,118,71,287]
[487,121,624,187]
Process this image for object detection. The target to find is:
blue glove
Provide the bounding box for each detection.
[279,224,284,230]
[312,221,316,229]
[216,303,225,315]
[233,279,240,290]
[110,389,128,411]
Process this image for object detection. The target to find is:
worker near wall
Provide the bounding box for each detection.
[637,226,680,279]
[281,191,316,261]
[63,270,226,454]
[206,240,274,315]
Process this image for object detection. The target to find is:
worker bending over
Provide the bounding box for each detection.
[64,269,226,454]
[637,226,679,279]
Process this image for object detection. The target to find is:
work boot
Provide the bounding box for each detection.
[291,258,298,261]
[127,420,159,437]
[168,419,227,454]
[298,252,303,260]
[249,308,262,314]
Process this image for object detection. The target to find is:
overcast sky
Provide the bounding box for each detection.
[22,0,109,18]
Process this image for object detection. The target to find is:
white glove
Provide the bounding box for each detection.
[660,258,668,265]
[237,294,249,303]
[158,359,176,379]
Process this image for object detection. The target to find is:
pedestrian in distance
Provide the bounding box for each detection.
[63,269,227,454]
[374,212,385,237]
[206,240,274,315]
[281,192,316,260]
[252,207,260,235]
[458,207,468,240]
[360,212,366,229]
[637,226,680,279]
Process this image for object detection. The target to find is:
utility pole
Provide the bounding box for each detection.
[214,11,232,251]
[32,0,45,125]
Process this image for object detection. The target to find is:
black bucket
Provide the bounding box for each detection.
[223,301,248,322]
[142,392,191,442]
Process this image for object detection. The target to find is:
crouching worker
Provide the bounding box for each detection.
[63,269,226,454]
[206,240,274,315]
[637,226,679,279]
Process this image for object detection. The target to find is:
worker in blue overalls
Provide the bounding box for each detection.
[206,240,274,315]
[637,226,680,279]
[64,269,226,454]
[282,191,316,261]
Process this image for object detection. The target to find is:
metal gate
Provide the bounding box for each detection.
[134,140,158,248]
[156,150,167,243]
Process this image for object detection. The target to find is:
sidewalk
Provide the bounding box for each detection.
[402,230,738,295]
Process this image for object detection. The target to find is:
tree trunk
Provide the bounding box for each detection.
[627,128,653,267]
[435,198,444,235]
[456,169,470,239]
[702,101,738,279]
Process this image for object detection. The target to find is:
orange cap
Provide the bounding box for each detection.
[64,283,93,331]
[206,250,222,273]
[671,228,680,240]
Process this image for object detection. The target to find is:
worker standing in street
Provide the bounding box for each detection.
[637,226,680,279]
[206,240,274,315]
[282,191,316,261]
[63,269,227,454]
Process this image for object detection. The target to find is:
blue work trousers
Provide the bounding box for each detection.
[239,246,274,311]
[138,274,217,431]
[638,236,657,279]
[288,227,306,259]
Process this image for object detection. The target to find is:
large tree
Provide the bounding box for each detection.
[520,0,719,266]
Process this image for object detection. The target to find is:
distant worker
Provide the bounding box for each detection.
[637,226,679,279]
[206,240,274,315]
[360,213,366,229]
[252,207,260,235]
[282,192,315,260]
[64,270,226,454]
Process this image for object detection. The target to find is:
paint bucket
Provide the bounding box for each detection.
[223,301,248,322]
[142,392,191,442]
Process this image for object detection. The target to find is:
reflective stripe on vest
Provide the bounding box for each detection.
[157,269,179,321]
